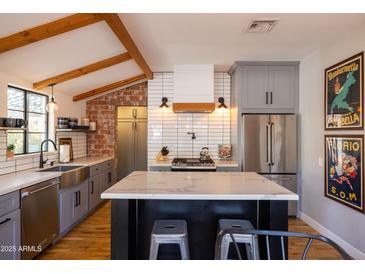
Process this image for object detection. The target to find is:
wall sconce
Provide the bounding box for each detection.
[160,97,169,108]
[218,97,227,108]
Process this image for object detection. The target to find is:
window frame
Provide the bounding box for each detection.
[7,85,49,155]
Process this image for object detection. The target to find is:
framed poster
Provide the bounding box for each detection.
[325,135,364,212]
[325,52,364,130]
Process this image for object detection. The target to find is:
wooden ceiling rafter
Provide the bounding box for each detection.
[101,13,153,80]
[0,13,102,54]
[0,13,153,100]
[72,73,147,102]
[33,52,132,90]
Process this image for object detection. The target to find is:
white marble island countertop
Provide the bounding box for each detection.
[101,171,298,200]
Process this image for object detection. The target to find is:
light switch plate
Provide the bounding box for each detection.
[318,157,324,167]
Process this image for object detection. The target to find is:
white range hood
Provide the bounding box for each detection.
[173,64,215,113]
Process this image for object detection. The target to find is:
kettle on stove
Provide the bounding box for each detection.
[200,147,210,161]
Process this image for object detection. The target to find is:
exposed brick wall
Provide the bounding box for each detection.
[86,82,147,156]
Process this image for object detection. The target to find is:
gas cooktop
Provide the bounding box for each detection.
[171,158,216,170]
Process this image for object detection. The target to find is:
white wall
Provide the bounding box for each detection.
[0,71,87,175]
[0,71,86,121]
[299,25,365,258]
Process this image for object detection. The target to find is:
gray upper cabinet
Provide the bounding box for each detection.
[231,62,299,113]
[268,66,297,109]
[242,66,269,109]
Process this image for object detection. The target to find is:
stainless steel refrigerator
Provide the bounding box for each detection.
[117,106,147,180]
[242,114,297,216]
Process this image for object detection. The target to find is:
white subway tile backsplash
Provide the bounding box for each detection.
[0,129,87,176]
[148,72,231,162]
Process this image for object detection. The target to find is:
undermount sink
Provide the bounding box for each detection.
[38,165,84,172]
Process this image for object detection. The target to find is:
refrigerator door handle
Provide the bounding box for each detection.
[270,122,274,166]
[266,122,271,166]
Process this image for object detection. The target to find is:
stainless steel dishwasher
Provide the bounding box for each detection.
[21,179,60,260]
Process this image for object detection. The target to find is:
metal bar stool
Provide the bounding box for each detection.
[215,228,352,260]
[217,219,260,260]
[149,220,190,260]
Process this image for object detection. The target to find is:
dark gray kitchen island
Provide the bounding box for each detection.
[101,171,298,260]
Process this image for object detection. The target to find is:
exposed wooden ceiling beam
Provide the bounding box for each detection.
[101,13,153,80]
[73,74,146,102]
[0,13,102,54]
[33,52,132,90]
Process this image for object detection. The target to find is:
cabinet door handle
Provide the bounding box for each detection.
[0,218,11,226]
[265,91,268,104]
[74,192,78,207]
[78,191,81,206]
[91,181,94,194]
[270,92,273,104]
[108,172,112,184]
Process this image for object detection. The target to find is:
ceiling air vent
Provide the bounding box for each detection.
[246,18,279,33]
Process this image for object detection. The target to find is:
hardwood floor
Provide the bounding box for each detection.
[38,201,341,260]
[37,202,111,260]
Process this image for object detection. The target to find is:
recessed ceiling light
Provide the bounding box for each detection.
[246,18,280,33]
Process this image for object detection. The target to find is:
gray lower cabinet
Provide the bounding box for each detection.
[89,174,103,211]
[0,209,21,260]
[59,180,89,234]
[89,166,115,210]
[101,168,114,192]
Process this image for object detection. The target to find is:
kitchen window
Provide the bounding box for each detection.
[7,85,49,155]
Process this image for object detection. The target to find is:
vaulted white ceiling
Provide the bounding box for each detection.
[122,13,365,71]
[0,13,365,98]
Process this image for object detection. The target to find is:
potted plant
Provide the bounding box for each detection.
[6,144,15,159]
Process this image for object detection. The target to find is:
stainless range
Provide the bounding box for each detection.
[171,158,216,171]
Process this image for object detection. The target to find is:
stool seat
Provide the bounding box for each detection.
[149,220,190,260]
[152,220,188,237]
[219,219,254,230]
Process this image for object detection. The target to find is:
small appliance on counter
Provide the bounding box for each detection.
[171,158,216,171]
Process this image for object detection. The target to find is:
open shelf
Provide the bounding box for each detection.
[55,128,96,133]
[0,127,27,131]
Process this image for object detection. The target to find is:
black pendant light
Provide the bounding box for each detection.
[46,83,58,112]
